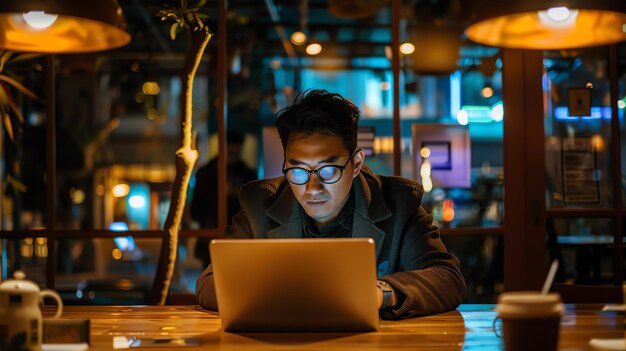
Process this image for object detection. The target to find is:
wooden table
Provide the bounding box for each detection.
[43,304,624,350]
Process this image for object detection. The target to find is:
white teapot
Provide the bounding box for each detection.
[0,270,63,351]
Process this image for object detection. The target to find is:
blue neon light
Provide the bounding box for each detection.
[554,106,615,120]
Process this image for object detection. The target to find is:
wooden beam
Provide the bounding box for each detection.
[502,49,547,291]
[608,44,623,284]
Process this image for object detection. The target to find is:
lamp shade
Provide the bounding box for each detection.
[410,25,461,75]
[466,0,626,49]
[0,0,130,53]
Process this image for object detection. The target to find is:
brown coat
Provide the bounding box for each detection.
[196,166,466,318]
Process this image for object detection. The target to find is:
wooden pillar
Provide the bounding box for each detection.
[502,49,547,291]
[608,44,624,284]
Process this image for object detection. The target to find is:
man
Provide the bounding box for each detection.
[196,89,465,319]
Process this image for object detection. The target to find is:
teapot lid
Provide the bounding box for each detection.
[0,270,40,293]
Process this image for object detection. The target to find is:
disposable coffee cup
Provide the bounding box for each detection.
[495,292,564,351]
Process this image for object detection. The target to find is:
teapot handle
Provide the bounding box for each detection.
[40,289,63,318]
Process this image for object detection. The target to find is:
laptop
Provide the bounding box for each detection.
[209,238,379,332]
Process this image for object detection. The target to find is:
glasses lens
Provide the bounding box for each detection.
[287,168,310,184]
[317,166,341,183]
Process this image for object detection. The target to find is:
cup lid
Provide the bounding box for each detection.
[0,270,41,293]
[496,291,564,318]
[498,291,562,304]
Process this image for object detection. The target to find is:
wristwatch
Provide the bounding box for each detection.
[376,280,393,310]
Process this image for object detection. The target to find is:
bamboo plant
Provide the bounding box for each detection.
[0,51,42,228]
[151,0,212,305]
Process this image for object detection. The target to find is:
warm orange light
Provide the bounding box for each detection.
[142,81,160,95]
[70,188,85,204]
[112,183,130,197]
[420,160,431,178]
[410,26,460,75]
[591,134,605,152]
[481,86,494,98]
[306,43,322,55]
[422,177,433,193]
[290,31,307,45]
[399,42,415,55]
[466,7,626,49]
[0,15,130,53]
[0,1,130,53]
[442,200,455,222]
[112,248,122,260]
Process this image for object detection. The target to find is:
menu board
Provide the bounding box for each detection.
[561,137,599,204]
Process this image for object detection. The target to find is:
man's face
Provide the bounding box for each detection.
[284,132,364,229]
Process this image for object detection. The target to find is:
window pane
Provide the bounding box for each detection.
[1,238,47,286]
[544,48,614,209]
[547,217,614,285]
[1,237,202,304]
[446,234,503,303]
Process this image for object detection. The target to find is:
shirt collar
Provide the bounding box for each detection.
[301,188,354,236]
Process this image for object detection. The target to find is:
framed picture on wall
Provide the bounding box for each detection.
[568,88,592,117]
[561,137,600,204]
[411,124,471,188]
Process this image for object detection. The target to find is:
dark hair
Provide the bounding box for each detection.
[275,89,360,154]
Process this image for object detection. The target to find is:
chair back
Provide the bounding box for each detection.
[551,283,622,304]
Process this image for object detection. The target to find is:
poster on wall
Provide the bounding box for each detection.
[411,124,471,188]
[562,137,599,204]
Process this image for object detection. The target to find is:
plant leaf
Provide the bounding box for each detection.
[10,52,42,64]
[0,74,43,104]
[0,85,7,106]
[6,175,27,193]
[0,51,13,73]
[4,88,25,124]
[170,23,180,40]
[197,0,207,8]
[4,113,13,142]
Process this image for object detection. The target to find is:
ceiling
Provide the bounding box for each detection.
[109,0,495,71]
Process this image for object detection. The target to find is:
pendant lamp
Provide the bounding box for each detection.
[465,0,626,49]
[410,24,461,75]
[0,0,130,53]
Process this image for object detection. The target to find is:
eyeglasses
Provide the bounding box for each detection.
[283,150,360,185]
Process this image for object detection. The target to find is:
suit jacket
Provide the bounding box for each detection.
[196,166,466,318]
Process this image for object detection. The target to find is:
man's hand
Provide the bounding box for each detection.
[376,285,384,308]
